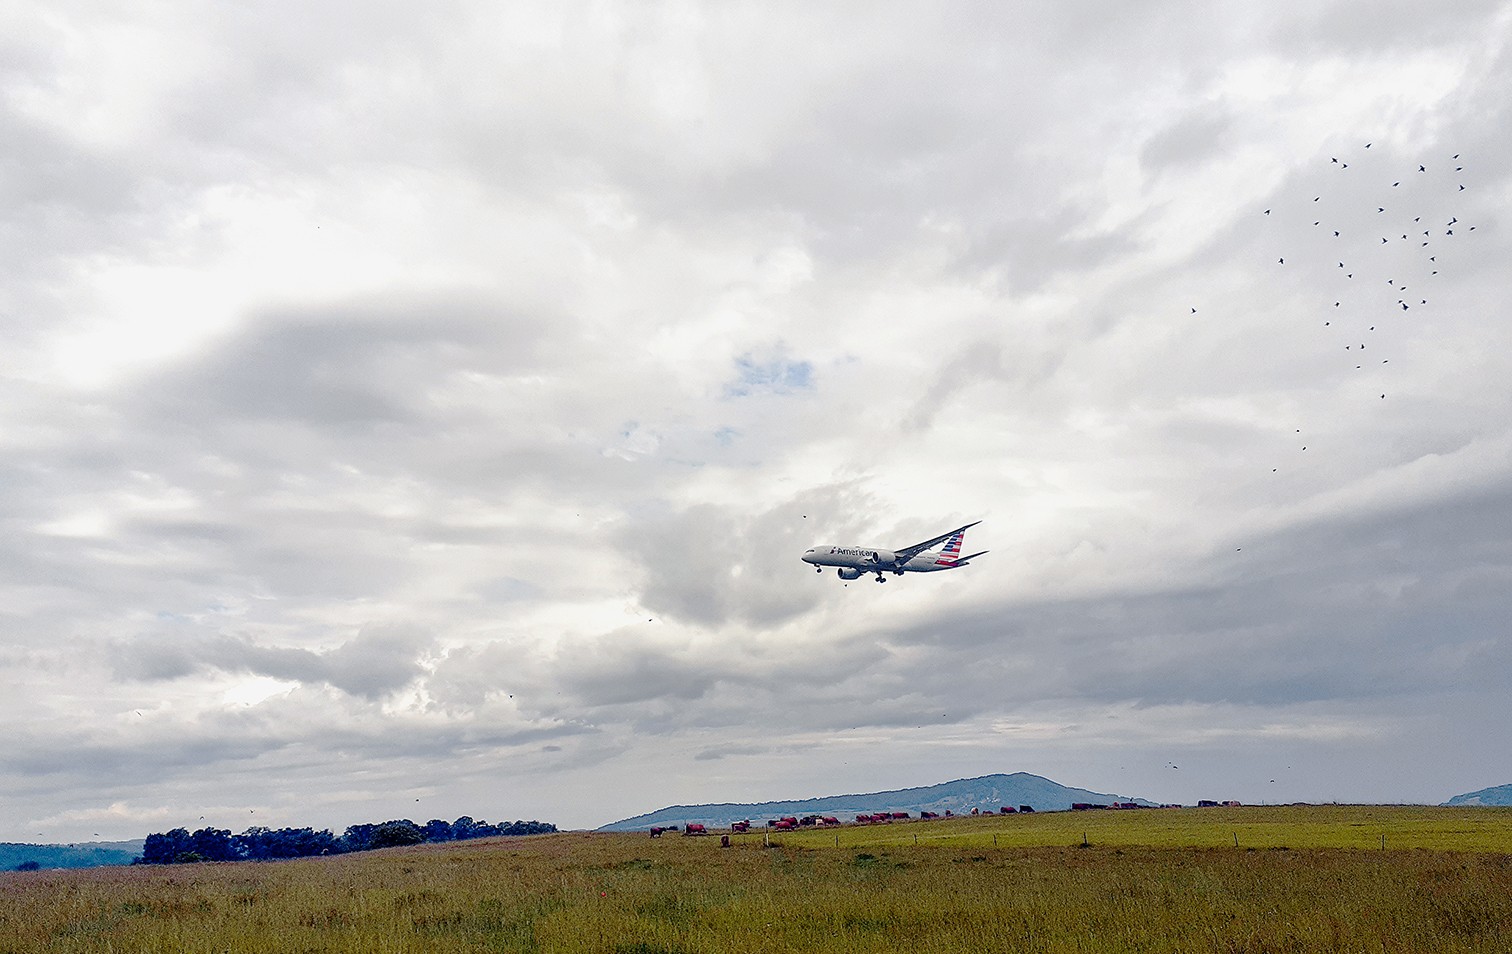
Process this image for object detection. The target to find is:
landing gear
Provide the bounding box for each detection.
[816,566,822,573]
[875,575,886,583]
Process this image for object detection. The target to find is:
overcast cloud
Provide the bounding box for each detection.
[3,0,1512,840]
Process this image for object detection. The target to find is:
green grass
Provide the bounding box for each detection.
[2,806,1511,952]
[766,804,1512,852]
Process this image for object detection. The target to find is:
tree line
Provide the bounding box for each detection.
[136,816,557,864]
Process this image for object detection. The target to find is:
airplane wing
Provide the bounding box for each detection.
[892,521,981,563]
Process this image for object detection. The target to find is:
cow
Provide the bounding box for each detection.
[684,823,707,836]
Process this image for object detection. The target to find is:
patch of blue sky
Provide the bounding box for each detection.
[725,354,814,398]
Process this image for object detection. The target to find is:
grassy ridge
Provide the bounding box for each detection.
[2,807,1510,952]
[768,804,1512,852]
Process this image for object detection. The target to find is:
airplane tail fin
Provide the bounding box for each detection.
[954,550,988,565]
[933,528,972,567]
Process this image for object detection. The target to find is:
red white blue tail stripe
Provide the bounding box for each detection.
[934,529,966,566]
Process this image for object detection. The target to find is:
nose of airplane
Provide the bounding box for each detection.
[801,549,817,564]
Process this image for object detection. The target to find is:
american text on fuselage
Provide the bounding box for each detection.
[800,521,985,583]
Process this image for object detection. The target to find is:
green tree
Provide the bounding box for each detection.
[368,820,424,849]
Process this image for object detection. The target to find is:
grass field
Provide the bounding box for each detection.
[767,804,1512,853]
[3,806,1510,953]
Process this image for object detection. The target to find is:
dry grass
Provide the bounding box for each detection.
[2,807,1511,952]
[773,804,1512,852]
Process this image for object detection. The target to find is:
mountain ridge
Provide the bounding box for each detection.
[1443,783,1512,807]
[1,839,145,871]
[597,772,1155,832]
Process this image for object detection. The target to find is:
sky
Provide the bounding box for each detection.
[3,0,1511,842]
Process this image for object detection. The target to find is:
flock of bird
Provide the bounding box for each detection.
[1259,142,1477,468]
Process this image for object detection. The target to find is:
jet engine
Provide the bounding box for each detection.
[867,550,898,566]
[837,567,864,580]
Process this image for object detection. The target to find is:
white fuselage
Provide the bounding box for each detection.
[801,520,983,582]
[801,546,955,574]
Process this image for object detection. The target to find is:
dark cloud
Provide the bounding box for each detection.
[904,339,1066,431]
[554,632,723,708]
[111,624,435,699]
[694,743,772,761]
[128,295,549,431]
[619,485,873,626]
[1140,106,1236,177]
[873,479,1512,714]
[1267,0,1508,54]
[948,207,1140,294]
[0,102,139,220]
[421,640,538,712]
[6,726,288,780]
[318,625,439,698]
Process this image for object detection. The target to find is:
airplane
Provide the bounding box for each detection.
[801,521,986,582]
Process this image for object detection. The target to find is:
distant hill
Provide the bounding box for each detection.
[1,840,144,871]
[1443,783,1512,807]
[598,772,1155,832]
